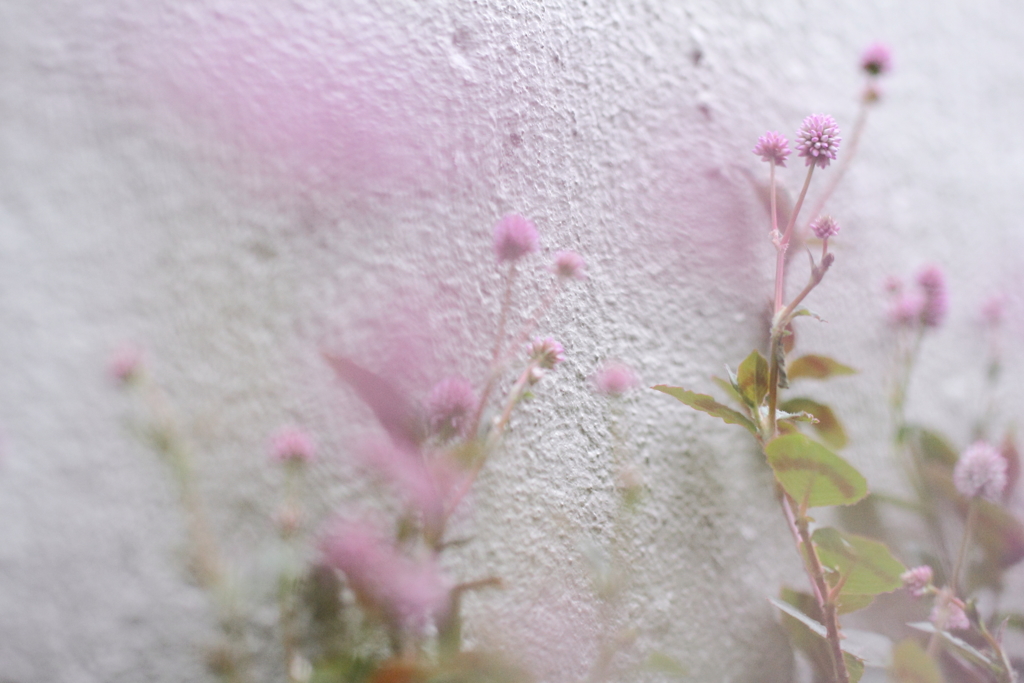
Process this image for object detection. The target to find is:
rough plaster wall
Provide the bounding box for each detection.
[3,1,1024,682]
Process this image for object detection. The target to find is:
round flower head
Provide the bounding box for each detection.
[752,131,791,167]
[593,362,639,396]
[916,265,948,328]
[796,114,841,168]
[529,337,565,370]
[900,565,933,598]
[553,251,587,280]
[954,441,1007,501]
[810,215,840,240]
[931,588,969,631]
[270,426,317,464]
[493,214,539,263]
[426,377,476,440]
[860,42,892,76]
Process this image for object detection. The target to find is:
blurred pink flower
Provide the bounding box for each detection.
[269,426,317,464]
[887,292,924,327]
[529,337,565,370]
[427,377,477,440]
[810,215,840,240]
[916,265,948,328]
[321,518,449,629]
[796,114,841,168]
[553,251,587,280]
[109,343,144,384]
[752,131,790,167]
[900,565,933,598]
[593,362,639,396]
[493,214,539,263]
[930,588,969,631]
[860,42,893,76]
[954,441,1007,501]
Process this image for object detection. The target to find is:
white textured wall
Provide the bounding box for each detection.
[3,1,1024,682]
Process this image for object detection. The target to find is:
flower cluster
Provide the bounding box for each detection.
[953,440,1007,501]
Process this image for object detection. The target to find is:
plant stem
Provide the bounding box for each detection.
[951,499,978,596]
[794,505,850,683]
[470,262,519,437]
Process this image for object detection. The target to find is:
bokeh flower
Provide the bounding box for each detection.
[269,426,316,464]
[593,362,639,396]
[427,377,476,440]
[954,440,1007,501]
[860,42,892,76]
[493,214,539,263]
[553,251,587,280]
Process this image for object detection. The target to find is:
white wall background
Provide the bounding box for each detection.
[3,1,1024,682]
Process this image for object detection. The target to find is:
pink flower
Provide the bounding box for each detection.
[752,131,791,167]
[530,337,565,370]
[427,377,476,440]
[860,43,892,76]
[269,426,316,464]
[553,251,587,280]
[916,265,948,328]
[593,362,639,396]
[109,343,143,384]
[796,114,841,168]
[901,565,933,598]
[930,588,969,631]
[493,214,539,263]
[888,292,924,327]
[321,518,449,629]
[810,215,840,240]
[954,441,1007,501]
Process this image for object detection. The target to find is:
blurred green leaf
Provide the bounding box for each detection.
[737,350,769,409]
[905,426,958,467]
[813,528,906,598]
[653,386,756,436]
[765,434,867,508]
[787,355,857,381]
[836,593,875,615]
[973,499,1024,569]
[643,651,688,678]
[771,593,864,683]
[781,397,848,449]
[711,375,745,408]
[891,638,945,683]
[908,622,1001,675]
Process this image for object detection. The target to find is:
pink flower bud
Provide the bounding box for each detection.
[954,441,1007,501]
[810,215,840,240]
[269,426,316,464]
[752,131,791,167]
[593,362,639,396]
[860,43,892,77]
[930,588,969,631]
[426,377,476,440]
[916,265,948,328]
[553,251,587,280]
[900,565,933,597]
[796,114,841,169]
[109,344,143,384]
[529,337,565,370]
[493,214,539,263]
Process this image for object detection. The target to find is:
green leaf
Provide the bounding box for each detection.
[891,638,945,683]
[711,375,745,408]
[973,498,1024,570]
[643,652,688,678]
[905,426,958,467]
[770,595,864,683]
[787,355,857,381]
[836,593,875,615]
[736,350,769,409]
[765,434,868,508]
[845,652,865,683]
[812,527,906,598]
[780,398,848,449]
[652,386,756,436]
[908,622,1001,674]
